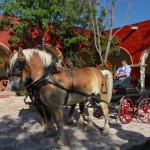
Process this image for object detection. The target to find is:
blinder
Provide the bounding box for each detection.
[9,57,27,77]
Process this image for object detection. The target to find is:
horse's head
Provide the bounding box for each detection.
[8,48,31,91]
[8,48,54,92]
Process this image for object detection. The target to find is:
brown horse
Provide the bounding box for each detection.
[8,48,113,147]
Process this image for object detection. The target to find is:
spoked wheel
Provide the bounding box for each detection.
[138,98,150,123]
[118,97,134,124]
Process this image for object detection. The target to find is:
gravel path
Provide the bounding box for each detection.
[0,92,149,150]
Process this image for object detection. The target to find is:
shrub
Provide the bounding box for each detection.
[96,63,116,75]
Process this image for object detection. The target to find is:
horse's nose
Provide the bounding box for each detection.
[11,84,18,92]
[12,87,17,91]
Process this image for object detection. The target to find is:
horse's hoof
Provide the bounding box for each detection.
[101,127,110,136]
[84,124,93,132]
[67,117,76,125]
[77,119,83,125]
[76,121,83,128]
[45,131,56,138]
[55,138,67,149]
[40,126,47,134]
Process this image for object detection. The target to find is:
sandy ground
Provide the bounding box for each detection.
[0,91,149,150]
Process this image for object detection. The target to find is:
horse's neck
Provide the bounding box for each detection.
[29,51,47,81]
[30,66,46,81]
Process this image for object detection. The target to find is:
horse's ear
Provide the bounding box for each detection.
[18,47,25,59]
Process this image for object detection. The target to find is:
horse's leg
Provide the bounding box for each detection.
[77,102,85,125]
[51,107,66,146]
[84,106,94,131]
[42,106,57,136]
[67,102,85,125]
[34,100,55,135]
[67,104,76,124]
[100,103,110,136]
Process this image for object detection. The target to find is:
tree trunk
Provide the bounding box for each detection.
[42,30,46,51]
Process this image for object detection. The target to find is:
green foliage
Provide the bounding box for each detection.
[0,0,91,49]
[0,0,119,64]
[88,51,97,66]
[17,88,27,96]
[13,23,28,38]
[64,50,81,68]
[0,53,12,68]
[0,17,11,31]
[64,34,88,47]
[100,35,119,54]
[96,63,116,75]
[9,36,20,47]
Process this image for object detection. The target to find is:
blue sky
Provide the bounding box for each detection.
[0,0,149,28]
[112,0,150,28]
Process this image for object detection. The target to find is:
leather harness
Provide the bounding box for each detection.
[10,57,109,106]
[25,68,108,106]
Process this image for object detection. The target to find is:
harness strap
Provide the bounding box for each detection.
[68,70,74,91]
[63,70,74,105]
[27,69,110,106]
[46,76,110,106]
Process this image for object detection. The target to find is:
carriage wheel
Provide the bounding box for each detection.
[93,107,103,118]
[138,98,150,123]
[118,98,134,124]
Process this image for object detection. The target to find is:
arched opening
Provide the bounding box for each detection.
[145,56,150,89]
[108,47,132,69]
[140,47,150,90]
[0,43,10,79]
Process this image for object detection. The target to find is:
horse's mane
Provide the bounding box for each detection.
[10,49,53,68]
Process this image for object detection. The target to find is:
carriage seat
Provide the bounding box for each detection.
[113,76,133,95]
[119,86,138,95]
[114,76,131,89]
[115,77,142,95]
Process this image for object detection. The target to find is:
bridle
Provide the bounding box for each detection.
[8,57,30,78]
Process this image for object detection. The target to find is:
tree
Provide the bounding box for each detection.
[0,0,130,65]
[86,0,116,64]
[87,0,132,64]
[0,0,90,49]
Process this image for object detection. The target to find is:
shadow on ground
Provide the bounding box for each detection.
[0,102,149,150]
[109,122,150,150]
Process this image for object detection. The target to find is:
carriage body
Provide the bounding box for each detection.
[110,77,150,124]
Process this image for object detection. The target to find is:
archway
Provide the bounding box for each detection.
[0,43,10,79]
[145,56,150,89]
[108,46,132,69]
[140,47,150,90]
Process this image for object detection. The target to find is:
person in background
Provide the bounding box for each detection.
[113,60,131,87]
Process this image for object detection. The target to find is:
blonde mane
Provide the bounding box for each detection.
[10,49,53,69]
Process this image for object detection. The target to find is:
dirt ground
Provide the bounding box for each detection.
[0,91,150,150]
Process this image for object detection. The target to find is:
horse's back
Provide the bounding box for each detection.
[52,67,103,94]
[73,67,103,85]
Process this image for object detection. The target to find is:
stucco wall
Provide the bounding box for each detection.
[114,20,150,64]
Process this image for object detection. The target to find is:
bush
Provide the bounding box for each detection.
[96,63,116,75]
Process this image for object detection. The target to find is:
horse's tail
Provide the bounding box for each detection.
[101,70,113,103]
